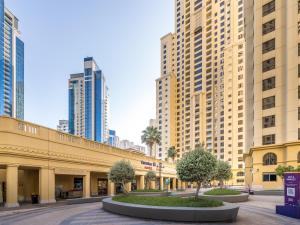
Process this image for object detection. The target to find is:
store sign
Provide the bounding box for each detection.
[140,160,164,171]
[284,173,300,206]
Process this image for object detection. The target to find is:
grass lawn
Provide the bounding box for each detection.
[131,189,162,192]
[204,188,241,196]
[112,195,223,207]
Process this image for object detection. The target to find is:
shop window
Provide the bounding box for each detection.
[263,173,277,182]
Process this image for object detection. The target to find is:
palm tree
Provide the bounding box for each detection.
[167,146,177,162]
[141,126,161,157]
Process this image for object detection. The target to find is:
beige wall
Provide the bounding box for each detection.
[0,116,177,207]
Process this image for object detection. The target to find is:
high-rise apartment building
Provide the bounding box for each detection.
[0,0,24,119]
[244,0,300,190]
[69,57,109,143]
[155,33,176,160]
[57,120,69,133]
[155,0,248,184]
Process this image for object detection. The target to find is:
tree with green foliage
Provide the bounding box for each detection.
[167,146,177,162]
[145,171,156,189]
[176,146,217,198]
[275,165,295,180]
[141,126,161,157]
[214,160,232,188]
[108,160,135,194]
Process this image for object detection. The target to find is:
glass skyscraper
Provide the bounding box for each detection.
[69,57,109,143]
[0,0,24,119]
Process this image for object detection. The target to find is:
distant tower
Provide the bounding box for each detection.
[69,57,109,142]
[0,0,24,119]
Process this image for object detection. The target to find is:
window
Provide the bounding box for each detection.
[299,64,300,77]
[263,152,277,165]
[262,96,275,109]
[262,57,275,72]
[262,77,275,91]
[263,173,277,182]
[263,19,275,35]
[298,151,300,163]
[262,115,275,128]
[298,128,300,140]
[263,0,275,16]
[262,134,276,145]
[237,171,244,177]
[299,86,300,99]
[262,38,275,54]
[299,43,300,56]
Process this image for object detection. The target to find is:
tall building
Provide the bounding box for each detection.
[0,0,24,119]
[57,120,69,133]
[69,57,109,143]
[155,34,176,160]
[108,129,118,147]
[155,0,248,184]
[244,0,300,190]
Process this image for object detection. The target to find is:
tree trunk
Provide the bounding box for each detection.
[149,144,153,157]
[195,182,201,198]
[122,182,128,194]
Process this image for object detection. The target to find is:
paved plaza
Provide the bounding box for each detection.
[0,196,299,225]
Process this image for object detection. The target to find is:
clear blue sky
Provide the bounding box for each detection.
[6,0,174,145]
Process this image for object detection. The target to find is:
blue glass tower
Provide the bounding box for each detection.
[69,57,108,143]
[0,1,24,119]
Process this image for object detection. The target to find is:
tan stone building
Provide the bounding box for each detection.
[0,117,179,207]
[244,0,300,190]
[155,0,248,185]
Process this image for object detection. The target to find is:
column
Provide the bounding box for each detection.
[83,172,90,198]
[125,182,131,193]
[108,180,115,196]
[39,167,56,204]
[150,180,155,189]
[178,180,182,190]
[172,178,176,191]
[5,165,19,207]
[160,176,164,191]
[182,181,186,189]
[138,175,145,190]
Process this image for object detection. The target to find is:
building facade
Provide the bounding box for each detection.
[0,0,24,120]
[69,57,109,143]
[244,0,300,190]
[0,116,179,208]
[57,120,69,133]
[155,0,247,185]
[155,34,176,160]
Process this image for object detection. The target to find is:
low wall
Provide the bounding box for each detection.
[102,198,239,222]
[129,192,168,197]
[200,193,249,203]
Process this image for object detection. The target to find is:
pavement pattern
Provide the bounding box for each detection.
[0,196,299,225]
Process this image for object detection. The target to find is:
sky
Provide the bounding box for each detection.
[6,0,174,145]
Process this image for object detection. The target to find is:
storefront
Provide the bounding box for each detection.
[0,116,178,207]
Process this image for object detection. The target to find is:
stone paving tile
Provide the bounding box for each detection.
[0,196,299,225]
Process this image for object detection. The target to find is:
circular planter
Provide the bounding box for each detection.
[200,193,249,203]
[129,191,168,197]
[102,198,239,222]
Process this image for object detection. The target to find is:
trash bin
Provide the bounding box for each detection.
[31,194,39,204]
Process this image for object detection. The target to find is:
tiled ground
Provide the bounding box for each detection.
[0,196,299,225]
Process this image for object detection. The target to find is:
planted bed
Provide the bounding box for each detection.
[201,188,249,203]
[102,196,239,222]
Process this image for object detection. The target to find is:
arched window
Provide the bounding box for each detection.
[298,151,300,163]
[237,171,244,177]
[263,153,277,165]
